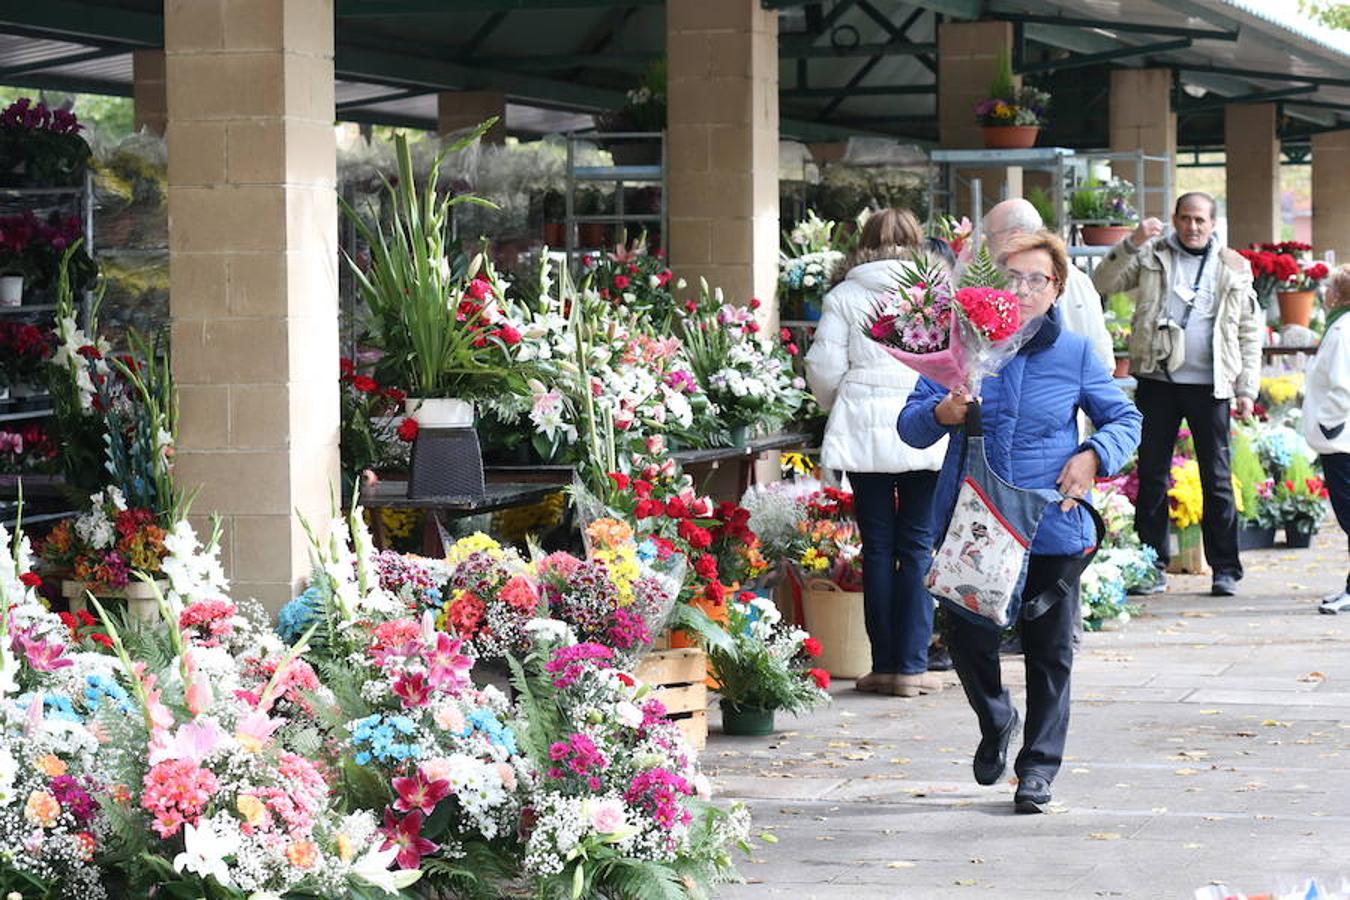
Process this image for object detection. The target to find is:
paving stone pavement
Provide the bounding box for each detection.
[707,529,1350,899]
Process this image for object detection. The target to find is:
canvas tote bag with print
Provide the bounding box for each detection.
[927,402,1104,628]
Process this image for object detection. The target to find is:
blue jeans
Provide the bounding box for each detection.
[848,470,938,675]
[1319,452,1350,592]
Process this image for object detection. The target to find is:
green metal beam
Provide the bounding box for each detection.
[0,71,131,97]
[1016,38,1191,75]
[998,13,1236,41]
[782,84,936,98]
[1285,98,1350,113]
[335,89,434,111]
[1174,63,1350,90]
[339,0,658,14]
[768,0,980,16]
[335,45,627,109]
[1180,84,1317,113]
[0,0,160,46]
[780,39,938,58]
[0,47,126,79]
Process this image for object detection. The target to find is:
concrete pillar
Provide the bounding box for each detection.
[1109,68,1176,219]
[667,0,779,311]
[1224,103,1280,250]
[165,0,340,610]
[938,20,1022,217]
[132,50,167,136]
[437,91,506,144]
[1313,130,1350,261]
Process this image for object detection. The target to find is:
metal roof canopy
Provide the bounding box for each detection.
[0,0,1347,147]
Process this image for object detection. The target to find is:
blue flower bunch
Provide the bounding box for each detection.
[1118,544,1160,593]
[277,584,322,645]
[350,713,422,766]
[16,691,81,723]
[1258,427,1298,474]
[463,708,518,755]
[84,673,134,714]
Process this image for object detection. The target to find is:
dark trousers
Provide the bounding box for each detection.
[944,555,1080,783]
[1320,452,1350,593]
[1134,378,1242,579]
[849,470,938,675]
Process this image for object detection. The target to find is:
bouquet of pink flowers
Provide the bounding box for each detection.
[866,248,1031,394]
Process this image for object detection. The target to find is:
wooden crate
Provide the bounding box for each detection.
[635,647,708,751]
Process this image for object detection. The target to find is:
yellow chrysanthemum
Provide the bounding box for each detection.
[594,545,641,605]
[446,532,502,566]
[801,547,830,572]
[780,452,815,477]
[1168,460,1205,530]
[1259,373,1303,408]
[379,508,419,540]
[494,492,565,543]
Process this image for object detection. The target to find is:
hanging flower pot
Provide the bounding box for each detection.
[1081,225,1135,246]
[1277,290,1316,328]
[719,699,776,736]
[0,275,22,307]
[981,125,1039,149]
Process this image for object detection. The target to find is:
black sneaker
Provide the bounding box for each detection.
[1320,591,1350,614]
[1211,573,1239,597]
[973,708,1020,786]
[1014,774,1052,814]
[927,647,953,672]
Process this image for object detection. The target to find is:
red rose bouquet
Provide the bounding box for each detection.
[867,246,1031,394]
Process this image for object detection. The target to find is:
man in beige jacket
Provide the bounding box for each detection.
[1092,192,1262,597]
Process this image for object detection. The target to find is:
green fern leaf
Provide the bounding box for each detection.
[958,241,1008,289]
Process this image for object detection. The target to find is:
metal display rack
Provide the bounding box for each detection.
[0,174,95,529]
[926,147,1173,263]
[563,131,666,267]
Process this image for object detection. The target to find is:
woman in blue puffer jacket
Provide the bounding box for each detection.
[899,230,1141,814]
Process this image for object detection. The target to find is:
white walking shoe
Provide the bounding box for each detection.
[1319,591,1350,614]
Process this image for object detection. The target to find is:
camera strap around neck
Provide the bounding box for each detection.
[1173,241,1213,330]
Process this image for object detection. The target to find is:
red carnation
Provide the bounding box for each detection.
[397,418,420,442]
[809,667,831,689]
[351,375,379,394]
[749,297,762,310]
[613,274,631,290]
[694,553,719,581]
[498,324,522,346]
[632,479,653,499]
[607,472,631,491]
[384,387,406,403]
[802,636,822,657]
[703,581,726,605]
[678,519,712,549]
[19,572,41,588]
[663,496,689,519]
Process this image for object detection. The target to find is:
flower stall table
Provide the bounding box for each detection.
[671,427,815,498]
[361,477,567,554]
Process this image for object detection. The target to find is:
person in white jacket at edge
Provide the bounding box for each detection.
[984,199,1115,374]
[1302,265,1350,614]
[804,208,948,698]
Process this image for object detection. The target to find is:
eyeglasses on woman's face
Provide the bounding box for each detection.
[1002,269,1057,295]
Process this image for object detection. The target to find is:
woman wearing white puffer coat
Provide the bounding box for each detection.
[804,208,948,698]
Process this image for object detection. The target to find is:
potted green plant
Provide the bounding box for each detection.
[974,50,1050,149]
[707,592,831,736]
[340,122,526,498]
[1233,430,1279,549]
[1071,175,1139,245]
[1275,455,1330,548]
[0,231,28,306]
[598,58,666,166]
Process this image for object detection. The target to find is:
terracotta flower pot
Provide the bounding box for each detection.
[1277,290,1316,328]
[981,125,1039,149]
[542,222,564,246]
[1112,356,1131,379]
[1081,225,1134,246]
[578,223,608,248]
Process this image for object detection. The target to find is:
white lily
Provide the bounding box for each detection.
[172,818,239,888]
[351,844,422,893]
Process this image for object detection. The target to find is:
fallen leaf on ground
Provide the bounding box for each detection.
[1089,832,1122,841]
[886,861,916,869]
[759,832,778,844]
[1174,768,1201,776]
[1298,672,1326,682]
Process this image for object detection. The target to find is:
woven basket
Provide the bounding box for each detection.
[801,579,872,678]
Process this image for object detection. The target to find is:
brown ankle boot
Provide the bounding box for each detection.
[854,672,893,693]
[891,673,942,696]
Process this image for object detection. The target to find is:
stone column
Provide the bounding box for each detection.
[132,50,167,136]
[1224,103,1281,250]
[1313,130,1350,261]
[938,21,1022,218]
[666,0,779,311]
[165,0,339,610]
[438,91,506,144]
[1109,68,1176,220]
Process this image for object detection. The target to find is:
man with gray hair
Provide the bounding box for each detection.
[983,199,1114,373]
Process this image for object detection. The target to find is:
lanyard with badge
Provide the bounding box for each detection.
[1171,240,1213,329]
